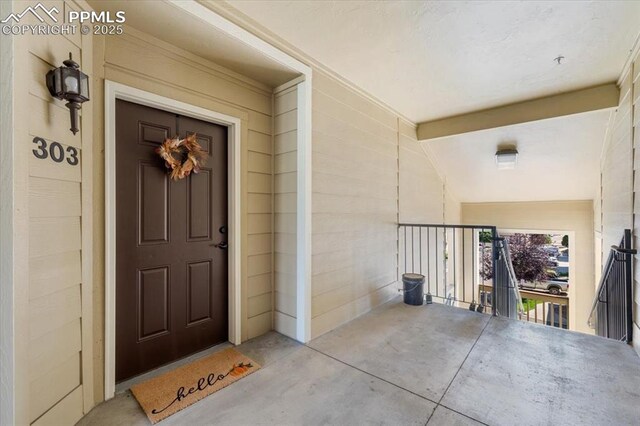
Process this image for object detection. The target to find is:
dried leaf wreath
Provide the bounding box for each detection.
[155,134,207,180]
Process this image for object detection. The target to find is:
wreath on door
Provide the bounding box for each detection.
[155,134,207,180]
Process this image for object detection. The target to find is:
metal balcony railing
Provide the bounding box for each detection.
[398,224,522,319]
[518,289,569,329]
[588,229,636,342]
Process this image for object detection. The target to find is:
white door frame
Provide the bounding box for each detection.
[104,80,242,399]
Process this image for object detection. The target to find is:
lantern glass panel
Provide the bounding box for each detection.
[55,68,63,94]
[62,68,79,95]
[80,73,89,99]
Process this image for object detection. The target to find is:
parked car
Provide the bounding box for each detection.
[518,280,568,295]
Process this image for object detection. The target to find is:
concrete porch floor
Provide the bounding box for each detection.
[78,298,640,425]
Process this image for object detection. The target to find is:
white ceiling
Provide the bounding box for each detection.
[227,0,640,122]
[87,0,300,87]
[424,111,611,203]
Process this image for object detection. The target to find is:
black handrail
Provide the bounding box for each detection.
[588,229,636,343]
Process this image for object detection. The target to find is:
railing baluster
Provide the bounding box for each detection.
[435,227,439,298]
[411,226,415,273]
[453,228,457,304]
[472,229,476,304]
[427,227,431,296]
[404,226,407,275]
[419,227,422,275]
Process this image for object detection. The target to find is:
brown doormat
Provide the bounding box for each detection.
[130,348,261,424]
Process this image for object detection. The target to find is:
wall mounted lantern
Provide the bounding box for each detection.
[46,53,90,135]
[495,148,518,170]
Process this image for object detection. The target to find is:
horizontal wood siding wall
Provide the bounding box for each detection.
[632,50,640,355]
[310,71,446,338]
[93,27,274,398]
[17,1,93,423]
[602,69,634,254]
[273,86,298,338]
[600,51,640,354]
[399,122,444,224]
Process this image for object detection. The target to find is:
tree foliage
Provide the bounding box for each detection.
[480,233,551,282]
[505,234,550,282]
[561,235,569,247]
[479,231,493,244]
[529,233,551,245]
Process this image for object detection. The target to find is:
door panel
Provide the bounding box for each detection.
[187,170,211,241]
[138,162,169,245]
[116,100,228,382]
[137,266,170,340]
[187,260,212,324]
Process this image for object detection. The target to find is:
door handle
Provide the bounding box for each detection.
[211,241,228,250]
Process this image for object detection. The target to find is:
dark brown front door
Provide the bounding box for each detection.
[115,100,228,382]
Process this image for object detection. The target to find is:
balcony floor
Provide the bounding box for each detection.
[79,298,640,425]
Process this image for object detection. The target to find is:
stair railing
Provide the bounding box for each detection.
[492,236,524,319]
[588,229,636,343]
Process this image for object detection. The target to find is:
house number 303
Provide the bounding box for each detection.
[32,137,79,166]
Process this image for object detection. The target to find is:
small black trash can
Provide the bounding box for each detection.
[402,273,425,306]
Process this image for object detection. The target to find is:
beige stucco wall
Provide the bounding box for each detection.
[91,27,276,401]
[462,201,595,334]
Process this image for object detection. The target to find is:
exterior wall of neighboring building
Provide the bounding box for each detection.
[461,201,595,334]
[600,46,640,356]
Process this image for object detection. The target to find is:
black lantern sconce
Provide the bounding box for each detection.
[46,53,90,135]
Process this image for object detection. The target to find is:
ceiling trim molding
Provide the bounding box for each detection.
[417,83,619,141]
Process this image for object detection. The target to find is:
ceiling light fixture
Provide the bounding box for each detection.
[495,148,518,170]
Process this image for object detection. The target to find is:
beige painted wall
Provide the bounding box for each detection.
[310,70,399,337]
[399,122,444,224]
[310,70,449,338]
[91,27,275,402]
[4,1,94,424]
[273,84,298,338]
[601,71,633,254]
[632,50,640,356]
[462,201,595,334]
[600,47,640,355]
